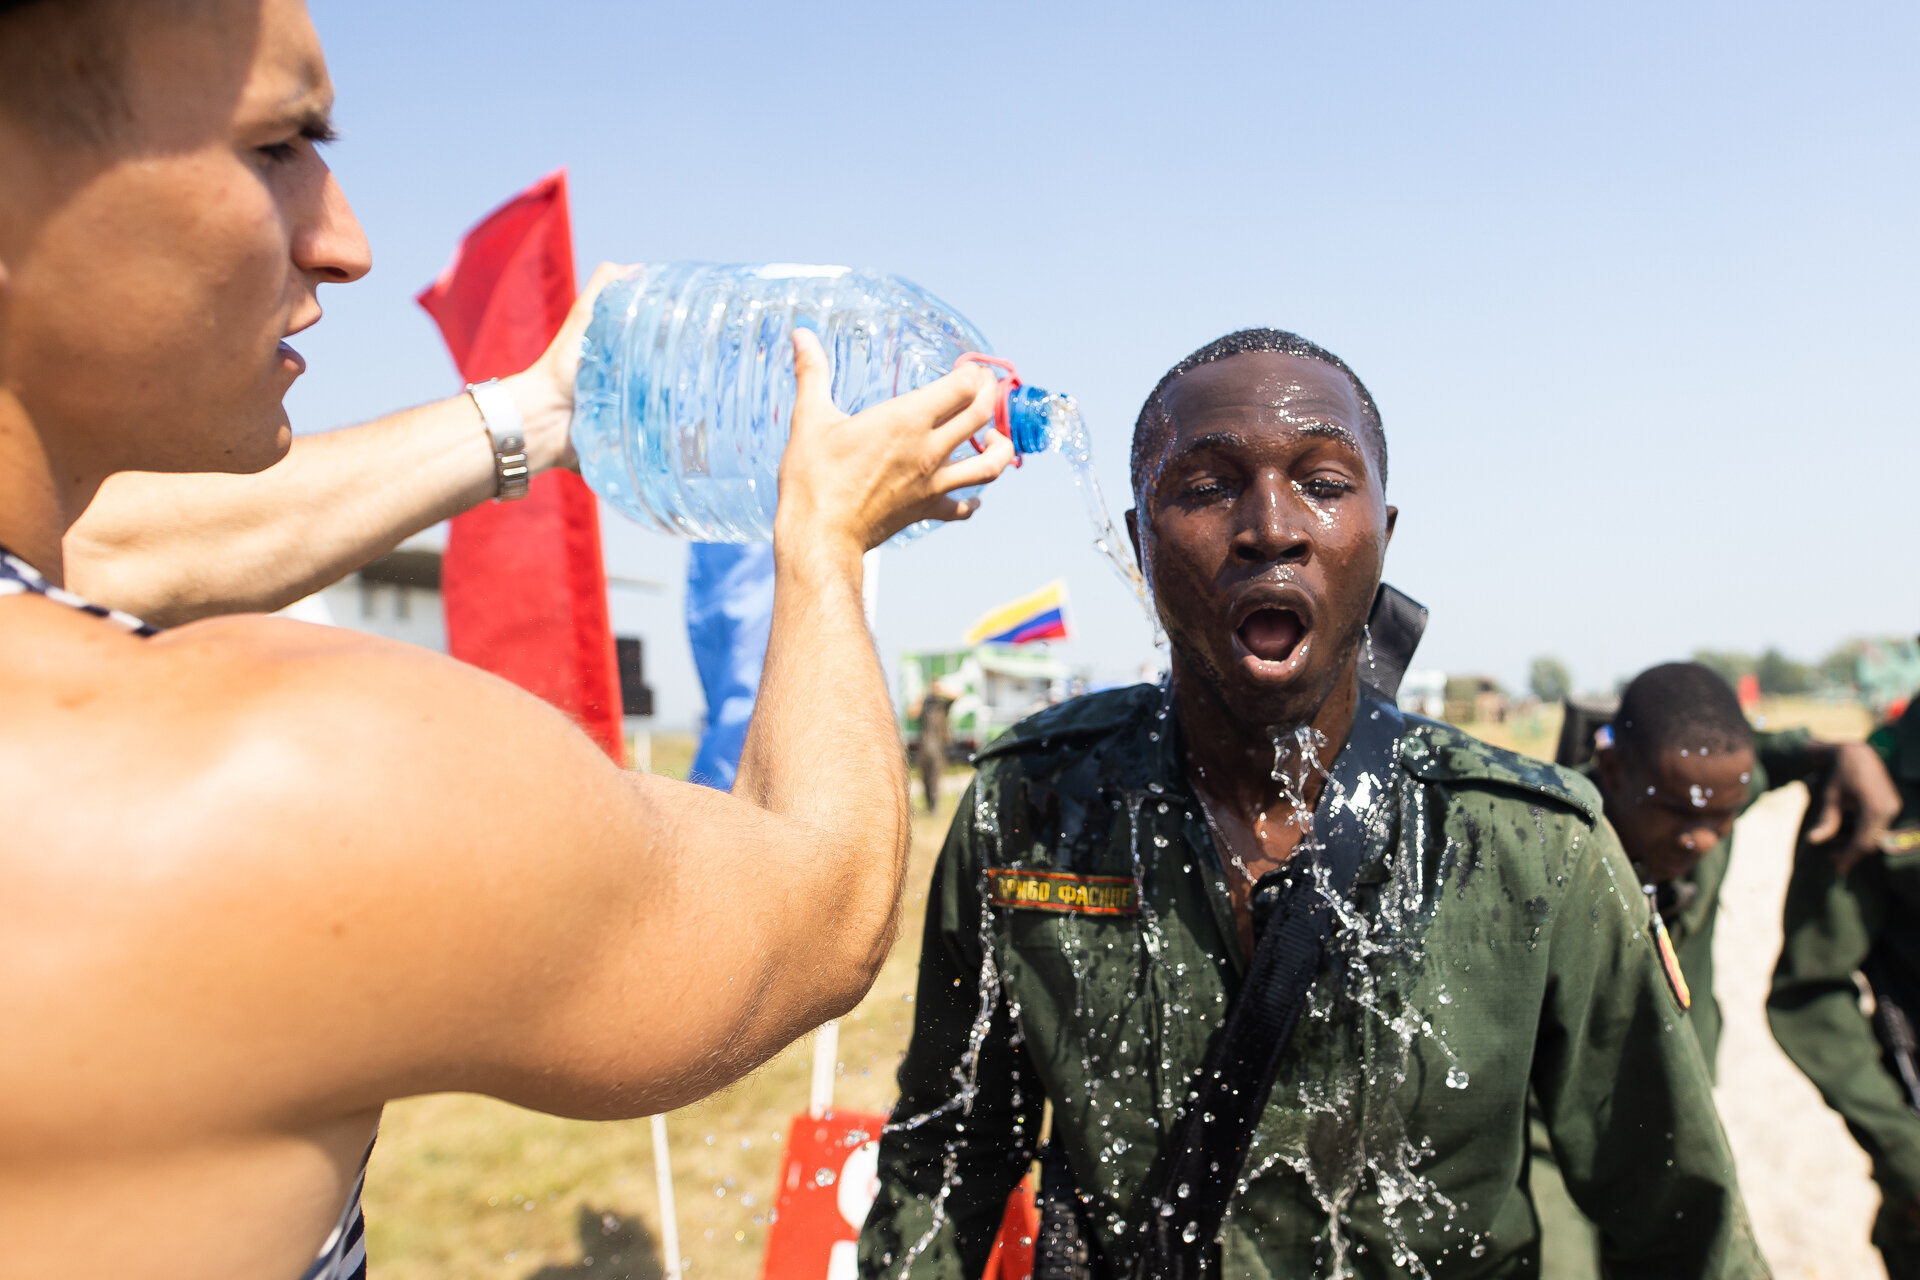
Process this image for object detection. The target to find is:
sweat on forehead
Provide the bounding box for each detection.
[1130,328,1387,506]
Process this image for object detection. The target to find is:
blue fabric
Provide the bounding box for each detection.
[685,542,776,790]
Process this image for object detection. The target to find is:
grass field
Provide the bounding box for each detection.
[364,698,1876,1278]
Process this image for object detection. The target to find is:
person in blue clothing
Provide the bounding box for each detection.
[686,543,777,790]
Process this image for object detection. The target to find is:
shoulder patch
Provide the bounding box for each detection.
[1399,716,1601,825]
[973,684,1162,764]
[1649,900,1693,1010]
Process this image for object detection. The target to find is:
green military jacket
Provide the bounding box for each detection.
[1580,727,1804,1074]
[862,686,1764,1279]
[1768,701,1920,1202]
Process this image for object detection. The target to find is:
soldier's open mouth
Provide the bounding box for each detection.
[1236,608,1305,663]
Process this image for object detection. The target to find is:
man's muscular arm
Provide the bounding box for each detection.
[6,336,1013,1137]
[61,266,620,629]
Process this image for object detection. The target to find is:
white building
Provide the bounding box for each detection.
[281,543,446,652]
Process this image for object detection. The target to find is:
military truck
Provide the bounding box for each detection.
[898,644,1069,756]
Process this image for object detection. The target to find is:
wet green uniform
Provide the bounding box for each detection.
[860,686,1765,1279]
[1769,701,1920,1276]
[1531,729,1808,1276]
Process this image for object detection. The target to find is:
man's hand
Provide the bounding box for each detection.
[502,261,631,475]
[1805,741,1902,873]
[775,328,1014,557]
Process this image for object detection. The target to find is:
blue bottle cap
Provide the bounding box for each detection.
[1006,384,1054,455]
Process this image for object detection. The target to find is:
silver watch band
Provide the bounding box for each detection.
[467,378,530,502]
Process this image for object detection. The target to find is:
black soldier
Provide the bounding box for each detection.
[861,331,1766,1278]
[1532,666,1906,1276]
[1567,662,1900,1071]
[1770,695,1920,1277]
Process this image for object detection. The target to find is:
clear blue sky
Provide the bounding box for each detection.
[286,1,1919,730]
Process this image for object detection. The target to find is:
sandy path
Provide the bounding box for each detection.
[1714,786,1883,1278]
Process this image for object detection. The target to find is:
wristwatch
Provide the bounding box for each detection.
[467,378,530,502]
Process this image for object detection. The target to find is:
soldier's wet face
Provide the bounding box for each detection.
[1128,352,1394,728]
[1596,745,1755,883]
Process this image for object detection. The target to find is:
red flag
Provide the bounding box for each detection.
[416,170,626,762]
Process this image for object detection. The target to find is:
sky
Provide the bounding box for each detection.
[285,1,1920,730]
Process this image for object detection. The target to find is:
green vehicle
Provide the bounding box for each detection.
[898,644,1069,755]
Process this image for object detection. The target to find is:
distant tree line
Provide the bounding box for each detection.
[1692,639,1899,697]
[1517,639,1903,705]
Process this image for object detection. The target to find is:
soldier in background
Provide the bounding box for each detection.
[1533,663,1903,1277]
[1771,695,1920,1277]
[914,677,956,813]
[1583,663,1906,1069]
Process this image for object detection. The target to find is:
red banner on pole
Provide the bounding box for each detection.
[416,170,625,762]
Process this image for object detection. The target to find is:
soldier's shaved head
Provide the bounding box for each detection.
[1131,328,1387,507]
[1614,663,1754,766]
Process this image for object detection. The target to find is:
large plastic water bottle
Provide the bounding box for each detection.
[571,262,1081,545]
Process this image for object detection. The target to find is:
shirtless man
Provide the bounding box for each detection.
[0,2,1013,1276]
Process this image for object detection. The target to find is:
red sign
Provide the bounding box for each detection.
[761,1111,1038,1280]
[762,1111,888,1280]
[981,1178,1037,1280]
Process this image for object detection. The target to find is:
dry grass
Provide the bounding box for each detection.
[363,768,962,1280]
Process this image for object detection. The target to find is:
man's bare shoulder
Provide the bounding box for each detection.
[0,592,618,891]
[1,592,561,758]
[0,594,645,1123]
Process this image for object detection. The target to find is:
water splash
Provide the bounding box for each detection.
[1036,395,1160,642]
[892,706,1493,1277]
[1216,741,1482,1278]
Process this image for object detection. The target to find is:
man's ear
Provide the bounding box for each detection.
[1125,507,1142,568]
[1384,504,1398,546]
[1593,744,1622,795]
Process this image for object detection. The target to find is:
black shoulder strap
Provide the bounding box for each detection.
[1137,688,1405,1279]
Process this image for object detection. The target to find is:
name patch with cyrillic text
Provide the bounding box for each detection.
[989,869,1139,916]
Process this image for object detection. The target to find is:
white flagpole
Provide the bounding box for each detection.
[651,1113,682,1280]
[807,549,884,1120]
[809,1020,840,1120]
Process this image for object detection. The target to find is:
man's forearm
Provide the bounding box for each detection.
[733,532,910,1000]
[65,392,505,626]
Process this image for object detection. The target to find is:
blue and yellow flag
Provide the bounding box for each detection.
[964,580,1069,646]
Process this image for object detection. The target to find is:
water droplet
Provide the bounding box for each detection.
[1446,1065,1469,1090]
